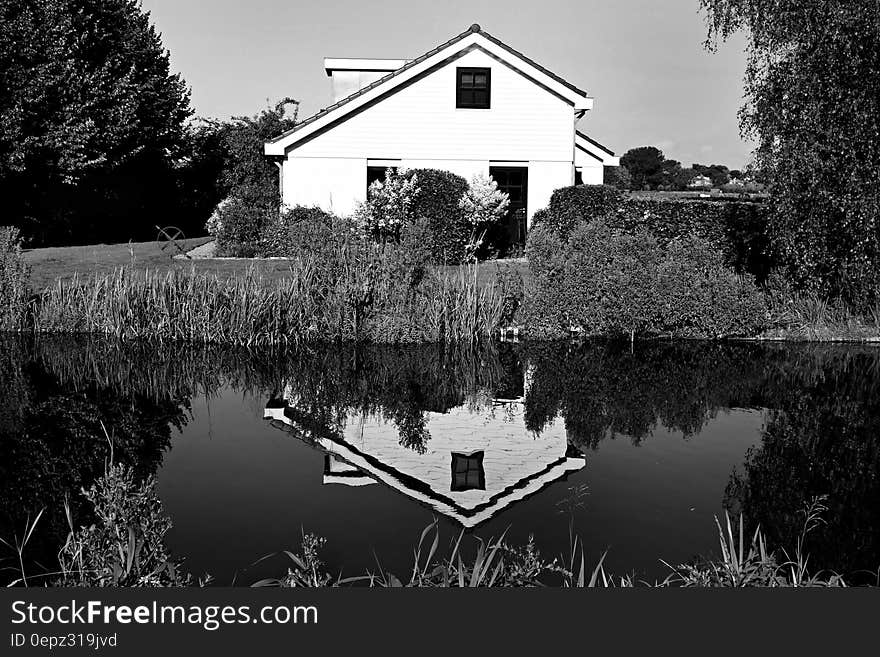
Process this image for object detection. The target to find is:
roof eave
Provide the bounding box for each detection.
[266,25,592,155]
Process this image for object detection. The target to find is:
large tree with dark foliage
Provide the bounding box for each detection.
[0,0,193,246]
[701,0,880,307]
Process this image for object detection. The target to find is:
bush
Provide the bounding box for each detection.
[523,220,767,339]
[408,169,471,263]
[540,185,624,239]
[57,464,190,587]
[658,236,768,337]
[211,193,277,257]
[535,185,774,281]
[353,168,476,264]
[258,205,343,259]
[0,226,30,330]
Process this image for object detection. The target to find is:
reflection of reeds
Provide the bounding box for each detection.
[10,335,511,422]
[27,260,504,345]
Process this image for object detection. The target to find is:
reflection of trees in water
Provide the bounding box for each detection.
[268,344,509,454]
[522,341,769,449]
[725,349,880,578]
[3,335,880,580]
[0,337,191,581]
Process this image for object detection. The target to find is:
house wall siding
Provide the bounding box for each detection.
[282,49,583,218]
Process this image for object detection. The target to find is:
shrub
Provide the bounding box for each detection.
[353,168,476,264]
[258,205,343,259]
[459,174,510,261]
[534,185,774,281]
[540,185,624,239]
[57,464,190,587]
[523,220,767,339]
[0,226,30,330]
[658,236,767,337]
[407,169,470,263]
[357,168,421,244]
[211,193,277,257]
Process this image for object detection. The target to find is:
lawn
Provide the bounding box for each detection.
[22,238,527,291]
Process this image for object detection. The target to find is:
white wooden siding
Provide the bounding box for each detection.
[289,50,574,162]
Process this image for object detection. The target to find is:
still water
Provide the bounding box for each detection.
[2,337,878,584]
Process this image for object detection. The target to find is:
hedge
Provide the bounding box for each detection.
[522,221,767,339]
[532,185,775,281]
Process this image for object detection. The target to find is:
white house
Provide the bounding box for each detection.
[264,393,586,528]
[264,23,619,246]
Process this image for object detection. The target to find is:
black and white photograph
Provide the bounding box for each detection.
[1,0,879,650]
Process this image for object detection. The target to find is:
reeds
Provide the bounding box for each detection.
[0,226,31,331]
[27,260,504,346]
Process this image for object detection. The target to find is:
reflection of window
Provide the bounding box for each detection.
[451,452,485,491]
[456,67,490,109]
[367,166,397,196]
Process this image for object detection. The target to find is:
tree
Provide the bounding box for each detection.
[701,0,880,306]
[0,0,192,245]
[604,164,633,190]
[620,146,666,190]
[203,99,299,256]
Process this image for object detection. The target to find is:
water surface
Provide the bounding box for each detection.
[2,337,878,584]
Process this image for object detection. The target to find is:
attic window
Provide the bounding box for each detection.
[451,452,485,491]
[456,67,490,109]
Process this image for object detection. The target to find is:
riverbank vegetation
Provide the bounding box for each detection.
[4,461,871,588]
[2,225,508,345]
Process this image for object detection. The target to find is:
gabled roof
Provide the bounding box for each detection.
[265,24,593,156]
[576,130,620,166]
[264,402,587,529]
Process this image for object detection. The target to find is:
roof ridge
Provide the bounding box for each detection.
[266,23,589,148]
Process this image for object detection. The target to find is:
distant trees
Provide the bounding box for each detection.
[614,146,750,192]
[620,146,665,190]
[701,0,880,306]
[0,0,194,245]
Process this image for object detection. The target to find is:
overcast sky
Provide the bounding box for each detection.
[140,0,754,168]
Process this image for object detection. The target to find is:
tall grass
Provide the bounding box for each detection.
[764,272,880,341]
[4,462,874,588]
[0,226,30,331]
[28,259,504,346]
[256,497,862,588]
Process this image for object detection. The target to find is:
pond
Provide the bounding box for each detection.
[1,336,879,585]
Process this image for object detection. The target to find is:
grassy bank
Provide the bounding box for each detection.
[5,228,880,344]
[21,237,522,292]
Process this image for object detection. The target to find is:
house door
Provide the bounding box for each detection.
[488,166,528,257]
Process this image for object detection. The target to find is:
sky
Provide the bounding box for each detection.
[140,0,754,168]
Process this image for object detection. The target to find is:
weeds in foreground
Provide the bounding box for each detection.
[257,496,861,588]
[1,446,875,588]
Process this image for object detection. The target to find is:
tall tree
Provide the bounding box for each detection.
[701,0,880,306]
[0,0,192,245]
[620,146,666,190]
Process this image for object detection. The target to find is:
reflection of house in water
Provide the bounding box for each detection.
[264,378,586,528]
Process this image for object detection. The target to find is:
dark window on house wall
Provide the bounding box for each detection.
[451,452,485,491]
[456,67,490,109]
[575,169,584,185]
[367,166,398,197]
